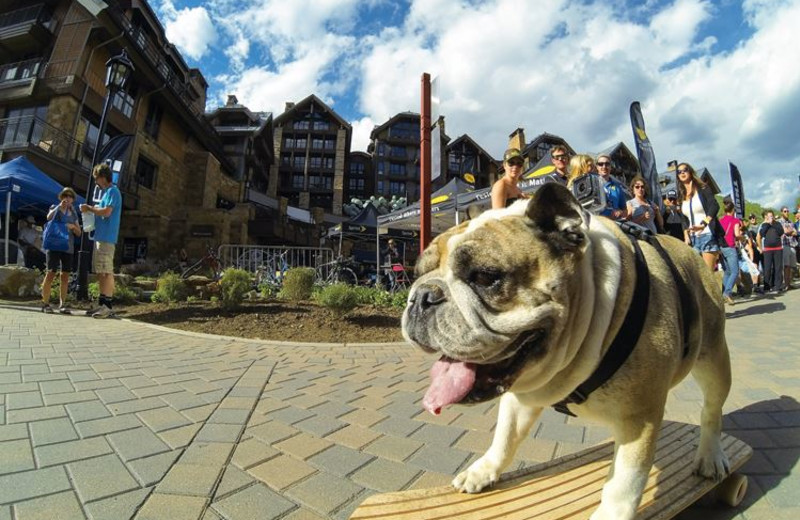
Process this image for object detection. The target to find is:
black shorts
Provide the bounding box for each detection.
[45,250,73,272]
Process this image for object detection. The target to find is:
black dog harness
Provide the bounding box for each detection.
[552,224,693,417]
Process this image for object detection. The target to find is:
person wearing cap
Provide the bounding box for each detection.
[41,188,81,314]
[491,148,529,209]
[549,145,570,184]
[661,189,689,241]
[595,154,628,221]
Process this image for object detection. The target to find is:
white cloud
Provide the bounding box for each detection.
[160,3,218,60]
[164,0,799,207]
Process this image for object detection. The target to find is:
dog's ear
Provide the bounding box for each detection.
[525,182,588,251]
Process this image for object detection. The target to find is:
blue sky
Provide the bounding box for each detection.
[153,0,799,209]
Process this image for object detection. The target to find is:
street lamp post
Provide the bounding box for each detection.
[76,49,134,300]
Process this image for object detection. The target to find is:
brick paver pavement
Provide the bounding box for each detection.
[0,288,797,520]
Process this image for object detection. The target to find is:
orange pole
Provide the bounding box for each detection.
[420,73,432,253]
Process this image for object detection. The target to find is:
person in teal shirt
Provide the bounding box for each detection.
[80,163,122,318]
[596,154,629,220]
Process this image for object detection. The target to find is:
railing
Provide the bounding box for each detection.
[103,1,235,172]
[0,58,44,84]
[218,245,335,275]
[0,116,86,166]
[0,3,47,29]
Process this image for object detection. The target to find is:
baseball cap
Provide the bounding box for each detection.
[666,189,677,199]
[503,148,523,163]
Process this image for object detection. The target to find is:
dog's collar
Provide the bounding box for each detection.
[553,229,650,417]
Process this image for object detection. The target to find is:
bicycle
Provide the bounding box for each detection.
[181,246,222,280]
[254,250,290,290]
[315,256,359,286]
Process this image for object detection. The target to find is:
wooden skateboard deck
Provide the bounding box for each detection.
[350,421,752,520]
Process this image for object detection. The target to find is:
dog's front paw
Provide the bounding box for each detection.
[452,457,500,493]
[692,445,730,481]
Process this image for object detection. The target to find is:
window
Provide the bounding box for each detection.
[135,156,157,189]
[281,153,291,165]
[377,180,384,193]
[311,137,324,149]
[377,143,386,156]
[312,120,329,130]
[112,83,137,119]
[144,101,162,138]
[390,181,405,195]
[350,162,365,176]
[389,162,406,175]
[293,120,310,130]
[294,137,307,149]
[448,152,461,171]
[377,161,386,176]
[348,178,365,191]
[292,156,305,168]
[389,120,419,140]
[390,146,405,158]
[284,137,294,148]
[309,175,332,190]
[291,174,304,189]
[322,156,334,169]
[324,138,335,150]
[308,156,322,169]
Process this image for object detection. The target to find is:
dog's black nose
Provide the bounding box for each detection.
[413,283,447,309]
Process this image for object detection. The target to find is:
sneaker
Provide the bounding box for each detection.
[92,305,114,319]
[85,307,103,317]
[723,295,735,305]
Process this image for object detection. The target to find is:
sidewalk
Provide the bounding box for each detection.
[0,289,797,520]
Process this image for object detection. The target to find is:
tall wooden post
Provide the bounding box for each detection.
[420,73,432,253]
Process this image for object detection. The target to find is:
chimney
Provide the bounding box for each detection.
[226,94,238,106]
[285,102,295,112]
[435,115,445,135]
[508,128,525,151]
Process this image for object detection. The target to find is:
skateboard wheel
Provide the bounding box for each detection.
[717,473,747,507]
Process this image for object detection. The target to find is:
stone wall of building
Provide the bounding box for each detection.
[333,127,346,215]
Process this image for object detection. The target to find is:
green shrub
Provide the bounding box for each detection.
[219,268,251,309]
[314,283,359,315]
[114,284,139,304]
[88,281,100,301]
[186,295,199,303]
[153,271,187,303]
[43,276,75,304]
[351,286,393,307]
[210,295,219,303]
[279,268,315,301]
[391,289,410,308]
[259,282,279,300]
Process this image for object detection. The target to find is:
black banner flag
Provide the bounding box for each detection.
[629,102,663,207]
[729,162,745,220]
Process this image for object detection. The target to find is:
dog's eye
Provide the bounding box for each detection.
[469,268,503,288]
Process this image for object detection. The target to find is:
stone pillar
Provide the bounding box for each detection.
[268,126,282,197]
[333,127,346,216]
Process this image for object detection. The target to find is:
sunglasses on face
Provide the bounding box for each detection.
[634,185,645,189]
[507,160,523,167]
[552,154,568,161]
[597,162,611,167]
[677,168,689,174]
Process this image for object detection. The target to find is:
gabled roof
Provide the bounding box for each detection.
[522,132,575,156]
[596,141,637,161]
[446,134,497,162]
[273,94,351,129]
[370,112,420,140]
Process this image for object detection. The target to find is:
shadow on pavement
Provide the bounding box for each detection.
[680,395,799,519]
[726,301,786,319]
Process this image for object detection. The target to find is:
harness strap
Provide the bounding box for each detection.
[553,232,650,417]
[644,236,693,359]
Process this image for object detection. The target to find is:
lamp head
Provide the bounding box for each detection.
[105,49,134,90]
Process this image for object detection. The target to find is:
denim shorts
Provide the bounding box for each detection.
[692,233,720,253]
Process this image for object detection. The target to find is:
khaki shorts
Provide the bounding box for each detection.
[93,241,115,274]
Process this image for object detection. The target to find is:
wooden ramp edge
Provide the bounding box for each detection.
[350,421,752,520]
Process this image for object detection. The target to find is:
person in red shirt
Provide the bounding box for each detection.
[718,199,742,304]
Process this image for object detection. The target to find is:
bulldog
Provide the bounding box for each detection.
[403,183,731,520]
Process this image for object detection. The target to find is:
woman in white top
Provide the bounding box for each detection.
[677,162,723,271]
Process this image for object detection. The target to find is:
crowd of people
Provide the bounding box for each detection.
[492,148,799,304]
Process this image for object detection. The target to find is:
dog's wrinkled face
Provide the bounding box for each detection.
[403,183,591,414]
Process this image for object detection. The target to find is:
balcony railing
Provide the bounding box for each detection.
[0,3,48,30]
[0,58,43,85]
[0,116,87,167]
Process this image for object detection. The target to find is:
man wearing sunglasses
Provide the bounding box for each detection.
[595,154,628,221]
[550,145,570,184]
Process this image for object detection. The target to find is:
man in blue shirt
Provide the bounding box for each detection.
[80,163,122,318]
[596,154,629,220]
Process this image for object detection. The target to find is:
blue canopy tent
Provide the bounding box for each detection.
[0,156,83,265]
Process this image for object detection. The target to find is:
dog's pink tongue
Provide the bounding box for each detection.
[422,357,476,415]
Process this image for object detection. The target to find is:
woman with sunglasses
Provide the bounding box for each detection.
[625,175,663,234]
[676,162,725,271]
[491,148,529,209]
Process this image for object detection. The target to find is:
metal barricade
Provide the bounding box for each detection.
[217,245,336,275]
